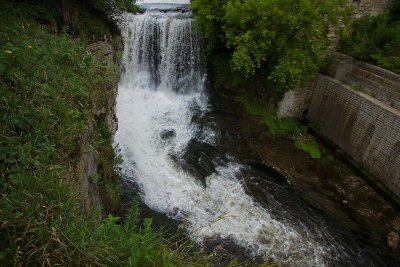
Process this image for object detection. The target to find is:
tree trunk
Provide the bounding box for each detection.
[61,0,72,26]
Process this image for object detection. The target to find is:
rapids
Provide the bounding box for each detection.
[114,3,397,266]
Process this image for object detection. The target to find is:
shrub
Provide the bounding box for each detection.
[339,2,400,74]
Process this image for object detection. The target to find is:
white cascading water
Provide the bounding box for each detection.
[114,6,340,266]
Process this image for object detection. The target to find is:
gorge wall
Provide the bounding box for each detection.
[76,36,123,215]
[308,53,400,196]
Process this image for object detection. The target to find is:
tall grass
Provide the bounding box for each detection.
[0,1,210,266]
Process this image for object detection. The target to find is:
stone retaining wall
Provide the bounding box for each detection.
[326,52,400,110]
[277,79,315,119]
[308,74,400,196]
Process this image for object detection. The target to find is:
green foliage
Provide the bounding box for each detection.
[74,0,141,38]
[4,0,140,39]
[209,52,273,94]
[392,0,400,20]
[92,203,209,267]
[209,52,237,88]
[1,177,208,266]
[91,0,141,20]
[0,1,209,266]
[0,9,100,178]
[115,0,141,13]
[192,0,349,92]
[339,2,400,73]
[234,95,325,160]
[68,0,140,37]
[94,117,121,211]
[191,0,227,51]
[294,139,321,159]
[234,95,306,135]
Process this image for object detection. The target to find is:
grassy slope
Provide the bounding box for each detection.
[0,1,208,266]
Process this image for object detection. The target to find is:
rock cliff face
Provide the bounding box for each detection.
[87,36,123,137]
[75,36,123,215]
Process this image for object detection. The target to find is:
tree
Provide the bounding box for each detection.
[191,0,228,51]
[191,0,349,92]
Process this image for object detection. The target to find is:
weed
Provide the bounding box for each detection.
[294,139,322,159]
[234,95,307,135]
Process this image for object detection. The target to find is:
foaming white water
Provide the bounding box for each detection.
[115,11,335,266]
[121,12,203,93]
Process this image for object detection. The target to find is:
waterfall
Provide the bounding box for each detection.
[120,12,203,93]
[114,7,348,267]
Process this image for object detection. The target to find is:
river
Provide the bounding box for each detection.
[114,2,398,266]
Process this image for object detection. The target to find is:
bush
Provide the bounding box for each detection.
[339,1,400,73]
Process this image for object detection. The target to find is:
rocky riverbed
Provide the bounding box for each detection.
[206,88,400,258]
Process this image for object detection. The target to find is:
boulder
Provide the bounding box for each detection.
[387,231,399,250]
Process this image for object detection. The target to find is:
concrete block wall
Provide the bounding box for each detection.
[277,78,315,119]
[350,0,393,17]
[308,74,400,196]
[326,53,400,110]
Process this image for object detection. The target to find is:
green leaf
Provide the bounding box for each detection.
[9,173,32,186]
[0,63,6,75]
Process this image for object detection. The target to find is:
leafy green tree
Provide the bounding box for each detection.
[192,0,349,92]
[191,0,228,51]
[391,0,400,21]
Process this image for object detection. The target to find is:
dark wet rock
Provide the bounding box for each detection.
[392,217,400,232]
[160,129,176,140]
[180,139,217,186]
[203,237,265,266]
[357,208,376,218]
[207,88,400,259]
[387,231,399,250]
